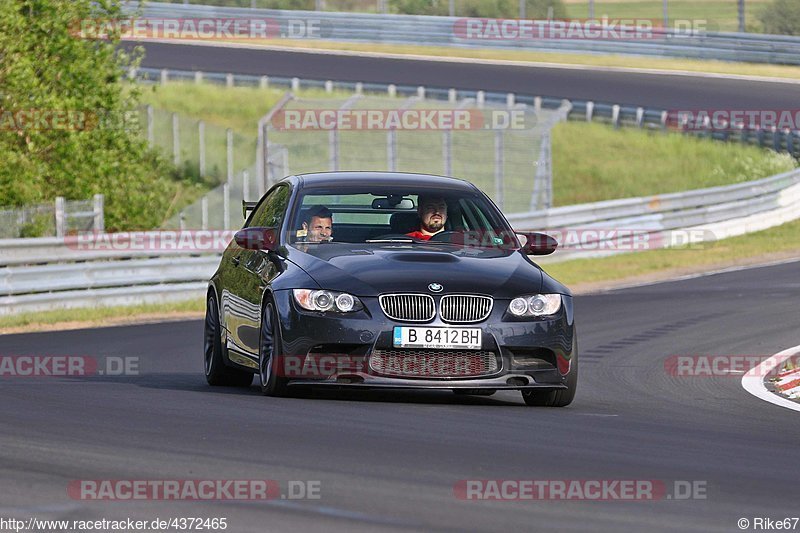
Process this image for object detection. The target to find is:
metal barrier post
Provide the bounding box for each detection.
[55,197,65,238]
[93,194,105,233]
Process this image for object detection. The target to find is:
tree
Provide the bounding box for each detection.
[760,0,800,35]
[0,0,175,231]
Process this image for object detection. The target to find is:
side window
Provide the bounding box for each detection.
[247,185,291,229]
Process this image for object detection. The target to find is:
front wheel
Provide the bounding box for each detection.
[259,299,290,397]
[204,293,253,387]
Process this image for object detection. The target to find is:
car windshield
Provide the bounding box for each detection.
[289,188,516,247]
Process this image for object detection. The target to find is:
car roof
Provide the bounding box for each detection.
[290,171,479,193]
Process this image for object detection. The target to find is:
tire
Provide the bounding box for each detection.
[204,293,254,387]
[522,338,578,407]
[259,298,290,397]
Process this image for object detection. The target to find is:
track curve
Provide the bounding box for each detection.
[128,41,800,109]
[2,260,798,531]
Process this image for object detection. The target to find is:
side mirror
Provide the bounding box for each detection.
[234,227,279,251]
[518,232,558,255]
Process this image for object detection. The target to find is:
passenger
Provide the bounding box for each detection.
[302,205,333,243]
[406,195,447,241]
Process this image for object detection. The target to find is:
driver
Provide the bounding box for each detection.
[405,195,447,241]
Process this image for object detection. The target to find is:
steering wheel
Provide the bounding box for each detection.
[368,233,421,242]
[427,231,462,243]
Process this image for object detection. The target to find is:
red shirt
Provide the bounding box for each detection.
[405,231,433,241]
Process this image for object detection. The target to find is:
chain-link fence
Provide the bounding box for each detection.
[0,196,104,238]
[153,91,569,230]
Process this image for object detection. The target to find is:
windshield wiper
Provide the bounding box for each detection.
[365,238,415,243]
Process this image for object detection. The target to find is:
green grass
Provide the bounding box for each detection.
[552,121,796,205]
[544,217,800,286]
[0,299,204,331]
[563,0,772,33]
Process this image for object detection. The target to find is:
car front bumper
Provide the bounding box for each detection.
[273,290,576,391]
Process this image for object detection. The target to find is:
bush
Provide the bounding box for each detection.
[390,0,566,18]
[0,0,181,231]
[759,0,800,36]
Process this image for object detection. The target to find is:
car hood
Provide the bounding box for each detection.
[285,242,555,298]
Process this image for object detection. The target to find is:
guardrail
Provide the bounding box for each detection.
[132,2,800,65]
[2,168,799,315]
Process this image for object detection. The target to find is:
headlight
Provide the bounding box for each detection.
[293,289,363,313]
[507,294,561,317]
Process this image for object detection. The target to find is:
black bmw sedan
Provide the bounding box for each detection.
[204,172,577,406]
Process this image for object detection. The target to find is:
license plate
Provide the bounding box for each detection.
[393,327,481,350]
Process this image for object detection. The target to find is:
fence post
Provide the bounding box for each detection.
[172,113,180,167]
[542,131,553,209]
[92,194,105,233]
[329,129,339,171]
[355,82,363,95]
[256,119,269,196]
[388,84,396,98]
[636,107,645,128]
[160,69,168,85]
[223,183,230,230]
[55,196,66,238]
[243,170,250,202]
[534,96,542,115]
[291,78,300,91]
[194,71,203,84]
[448,88,457,103]
[325,80,333,93]
[146,105,154,148]
[586,101,594,122]
[387,129,397,171]
[494,130,504,210]
[198,120,206,176]
[506,93,515,108]
[179,211,186,231]
[476,91,485,109]
[260,76,269,89]
[226,73,234,88]
[226,129,234,185]
[661,110,669,130]
[611,105,621,128]
[201,197,209,230]
[443,129,452,176]
[417,86,426,99]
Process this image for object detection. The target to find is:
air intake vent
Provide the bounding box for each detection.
[440,295,493,323]
[379,294,436,322]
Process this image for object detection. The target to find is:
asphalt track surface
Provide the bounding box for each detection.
[128,41,800,110]
[2,260,799,531]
